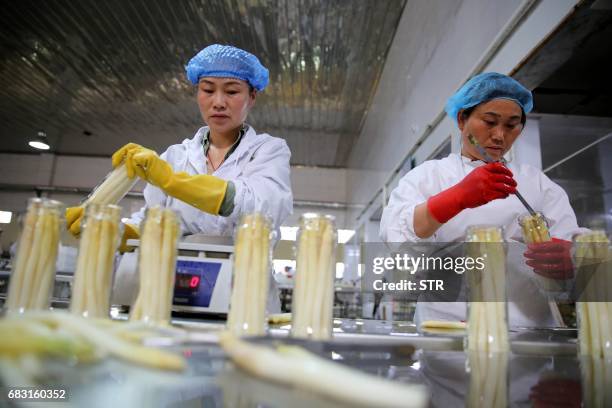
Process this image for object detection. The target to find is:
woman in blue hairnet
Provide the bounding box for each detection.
[380,72,587,327]
[67,44,292,249]
[67,45,291,312]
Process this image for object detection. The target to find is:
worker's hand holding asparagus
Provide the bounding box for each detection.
[66,206,85,237]
[112,142,229,215]
[111,143,162,181]
[66,141,229,241]
[427,162,517,223]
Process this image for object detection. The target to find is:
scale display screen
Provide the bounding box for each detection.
[173,259,222,308]
[175,274,201,290]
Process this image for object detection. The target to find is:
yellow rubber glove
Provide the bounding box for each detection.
[112,143,228,215]
[67,206,137,253]
[119,223,140,253]
[111,142,144,178]
[66,206,85,237]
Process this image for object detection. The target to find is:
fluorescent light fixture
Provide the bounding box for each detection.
[337,229,355,244]
[280,226,298,241]
[28,140,50,150]
[28,131,50,150]
[0,211,12,223]
[335,262,345,279]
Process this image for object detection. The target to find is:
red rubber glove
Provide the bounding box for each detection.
[529,377,581,408]
[427,162,517,223]
[524,238,574,280]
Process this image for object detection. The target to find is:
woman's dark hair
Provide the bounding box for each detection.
[460,105,526,126]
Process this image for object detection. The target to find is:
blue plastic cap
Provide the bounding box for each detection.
[185,44,269,91]
[445,72,533,124]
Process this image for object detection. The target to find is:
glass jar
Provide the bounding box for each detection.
[466,350,509,408]
[518,212,570,294]
[70,203,122,318]
[574,230,611,357]
[6,198,63,313]
[130,206,181,325]
[226,212,273,336]
[291,213,337,340]
[465,225,509,352]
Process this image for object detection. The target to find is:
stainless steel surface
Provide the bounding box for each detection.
[0,317,592,407]
[168,316,579,355]
[0,0,407,167]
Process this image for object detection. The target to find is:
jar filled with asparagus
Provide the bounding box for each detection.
[519,212,550,244]
[575,230,611,358]
[291,213,337,340]
[226,213,273,336]
[70,203,122,318]
[519,212,567,294]
[466,351,509,408]
[130,207,181,325]
[580,356,612,407]
[6,198,63,313]
[465,225,509,352]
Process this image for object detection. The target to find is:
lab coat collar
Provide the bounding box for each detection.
[456,153,486,168]
[185,125,264,172]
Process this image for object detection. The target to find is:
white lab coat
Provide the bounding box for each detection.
[380,153,587,327]
[126,125,293,236]
[125,125,293,313]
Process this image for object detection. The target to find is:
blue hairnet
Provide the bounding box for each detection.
[445,72,533,124]
[185,44,269,91]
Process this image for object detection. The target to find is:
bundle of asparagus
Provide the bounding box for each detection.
[130,207,180,325]
[70,204,122,318]
[6,198,62,313]
[84,164,138,206]
[519,212,567,325]
[576,230,611,358]
[519,213,551,244]
[580,355,612,407]
[466,351,508,408]
[466,226,509,352]
[0,311,185,371]
[226,213,272,336]
[291,214,336,340]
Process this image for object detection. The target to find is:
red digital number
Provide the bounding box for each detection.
[189,276,200,288]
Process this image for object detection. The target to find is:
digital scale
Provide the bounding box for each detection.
[112,235,234,316]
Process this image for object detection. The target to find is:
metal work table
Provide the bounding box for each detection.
[0,316,592,407]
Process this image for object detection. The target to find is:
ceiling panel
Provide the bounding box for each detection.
[0,0,407,167]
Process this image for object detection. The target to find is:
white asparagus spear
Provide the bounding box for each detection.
[466,226,508,352]
[71,204,121,318]
[7,200,61,312]
[576,231,611,357]
[6,201,39,308]
[130,207,179,325]
[291,215,336,339]
[220,333,428,408]
[85,164,138,206]
[226,213,271,335]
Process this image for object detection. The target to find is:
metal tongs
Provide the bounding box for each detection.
[467,134,537,216]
